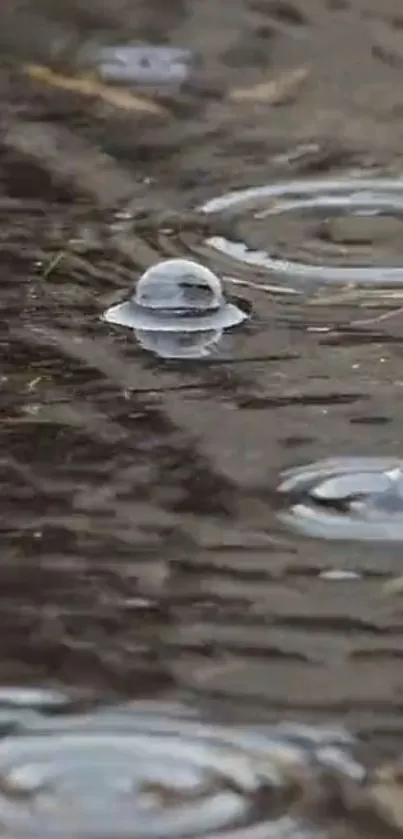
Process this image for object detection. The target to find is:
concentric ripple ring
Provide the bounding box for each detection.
[278,457,403,541]
[0,699,364,839]
[200,179,403,284]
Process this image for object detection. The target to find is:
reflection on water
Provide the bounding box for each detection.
[200,179,403,285]
[103,257,248,358]
[135,328,224,359]
[0,689,369,839]
[278,458,403,541]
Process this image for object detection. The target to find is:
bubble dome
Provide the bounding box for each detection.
[103,259,247,332]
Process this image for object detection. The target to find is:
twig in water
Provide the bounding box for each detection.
[349,306,403,327]
[224,275,302,295]
[42,251,65,280]
[229,67,309,106]
[24,64,168,116]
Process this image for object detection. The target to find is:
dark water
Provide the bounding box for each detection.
[3,0,403,835]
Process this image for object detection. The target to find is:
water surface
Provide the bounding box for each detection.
[3,0,403,836]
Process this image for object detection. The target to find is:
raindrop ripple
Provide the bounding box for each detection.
[278,457,403,541]
[200,179,403,285]
[0,697,364,839]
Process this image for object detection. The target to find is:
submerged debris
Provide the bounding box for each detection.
[370,762,403,831]
[25,64,168,116]
[23,44,199,117]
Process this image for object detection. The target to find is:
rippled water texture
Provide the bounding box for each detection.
[201,179,403,285]
[0,691,366,839]
[278,458,403,541]
[134,328,225,359]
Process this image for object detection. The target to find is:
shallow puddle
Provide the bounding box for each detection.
[5,1,403,835]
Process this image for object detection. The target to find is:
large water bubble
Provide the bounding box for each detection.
[277,457,403,541]
[103,258,247,333]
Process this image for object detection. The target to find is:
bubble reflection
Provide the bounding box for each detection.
[0,692,365,839]
[278,457,403,541]
[135,328,224,359]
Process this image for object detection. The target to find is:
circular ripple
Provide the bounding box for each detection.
[0,699,364,839]
[0,687,85,738]
[200,179,403,285]
[278,457,403,541]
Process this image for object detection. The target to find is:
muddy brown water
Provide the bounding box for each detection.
[4,0,403,834]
